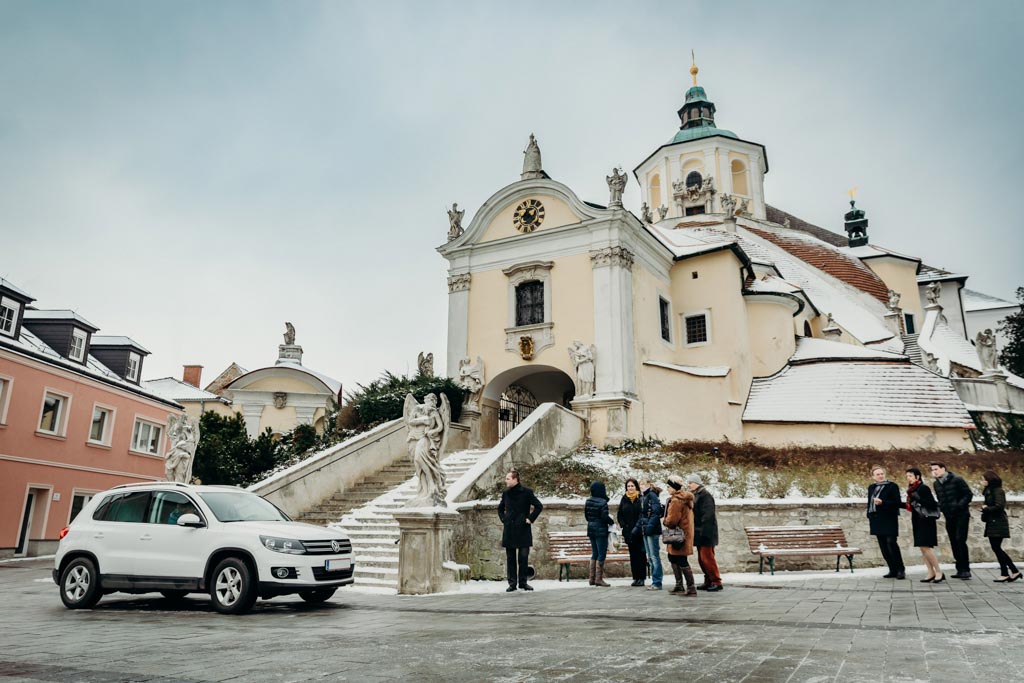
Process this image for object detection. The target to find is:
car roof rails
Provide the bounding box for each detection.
[111,481,191,490]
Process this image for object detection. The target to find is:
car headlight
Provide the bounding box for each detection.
[260,535,306,554]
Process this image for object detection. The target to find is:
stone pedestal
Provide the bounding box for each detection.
[883,310,903,336]
[460,408,483,449]
[277,344,303,363]
[394,508,465,595]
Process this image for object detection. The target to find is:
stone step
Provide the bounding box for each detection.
[354,565,398,576]
[352,575,398,587]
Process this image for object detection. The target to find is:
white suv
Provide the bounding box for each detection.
[53,482,355,614]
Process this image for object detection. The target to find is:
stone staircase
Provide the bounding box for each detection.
[312,449,489,590]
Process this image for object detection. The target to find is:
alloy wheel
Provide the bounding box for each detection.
[215,566,242,606]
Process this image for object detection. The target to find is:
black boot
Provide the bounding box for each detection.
[670,564,684,594]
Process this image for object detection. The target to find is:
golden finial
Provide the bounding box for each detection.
[690,49,699,86]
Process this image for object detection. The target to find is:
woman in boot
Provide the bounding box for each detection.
[981,470,1021,582]
[663,475,696,596]
[617,478,647,587]
[584,481,615,587]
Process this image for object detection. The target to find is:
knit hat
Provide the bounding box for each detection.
[666,474,684,491]
[685,473,703,486]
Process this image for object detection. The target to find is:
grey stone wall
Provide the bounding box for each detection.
[453,499,1024,579]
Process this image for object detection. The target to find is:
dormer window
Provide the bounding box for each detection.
[0,297,19,337]
[126,353,140,382]
[69,329,88,362]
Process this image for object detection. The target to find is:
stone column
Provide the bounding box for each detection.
[589,246,637,399]
[446,273,471,381]
[393,508,465,595]
[238,403,263,439]
[460,408,483,449]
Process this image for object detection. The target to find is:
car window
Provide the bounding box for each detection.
[148,491,200,525]
[91,493,120,521]
[106,491,151,523]
[198,491,290,523]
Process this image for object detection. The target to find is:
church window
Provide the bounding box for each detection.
[659,297,672,343]
[685,171,703,188]
[731,159,748,196]
[685,206,705,216]
[904,313,916,335]
[515,281,545,326]
[650,174,661,209]
[683,311,710,346]
[803,320,812,337]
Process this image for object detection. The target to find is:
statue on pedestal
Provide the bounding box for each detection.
[886,289,902,312]
[165,414,200,483]
[447,203,465,241]
[403,393,451,507]
[417,352,434,377]
[926,281,942,306]
[658,205,668,220]
[641,202,653,224]
[283,322,296,346]
[457,356,485,412]
[606,168,627,207]
[720,193,737,218]
[568,340,596,397]
[521,134,543,179]
[976,329,999,372]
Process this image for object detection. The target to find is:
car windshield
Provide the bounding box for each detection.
[198,491,290,523]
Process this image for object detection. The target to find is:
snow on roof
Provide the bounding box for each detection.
[744,361,973,428]
[839,243,920,263]
[744,273,802,295]
[916,263,966,283]
[918,306,982,375]
[645,220,740,260]
[91,335,151,354]
[642,360,730,377]
[0,277,33,300]
[790,337,906,364]
[229,361,343,396]
[144,377,226,403]
[23,309,98,329]
[962,288,1018,312]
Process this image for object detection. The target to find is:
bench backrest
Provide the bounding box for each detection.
[744,525,850,553]
[547,532,592,558]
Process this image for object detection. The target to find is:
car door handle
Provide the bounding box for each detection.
[139,534,152,541]
[92,533,104,539]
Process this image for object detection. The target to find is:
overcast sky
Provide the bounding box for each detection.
[2,1,1021,391]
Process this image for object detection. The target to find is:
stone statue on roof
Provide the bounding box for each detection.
[925,281,942,306]
[658,205,668,220]
[737,198,750,216]
[720,193,737,218]
[976,329,998,372]
[283,322,296,346]
[521,133,544,180]
[447,203,465,241]
[606,168,627,207]
[886,289,901,312]
[923,352,939,373]
[641,202,653,224]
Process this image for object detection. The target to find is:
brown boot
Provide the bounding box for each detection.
[670,563,685,594]
[682,568,697,596]
[595,561,611,587]
[588,560,596,586]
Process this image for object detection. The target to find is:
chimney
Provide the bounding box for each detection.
[183,365,203,388]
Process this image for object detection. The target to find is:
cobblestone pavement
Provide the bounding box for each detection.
[3,559,1024,682]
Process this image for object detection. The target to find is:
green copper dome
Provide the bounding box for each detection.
[670,125,737,144]
[672,83,735,143]
[684,86,711,105]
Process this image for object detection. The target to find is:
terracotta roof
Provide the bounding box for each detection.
[744,225,891,303]
[674,220,721,229]
[765,206,847,247]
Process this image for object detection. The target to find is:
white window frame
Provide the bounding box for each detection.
[682,309,712,348]
[69,328,88,362]
[126,352,141,382]
[37,388,72,437]
[130,416,164,457]
[0,296,20,337]
[87,402,116,447]
[67,489,100,525]
[657,293,674,347]
[0,373,13,426]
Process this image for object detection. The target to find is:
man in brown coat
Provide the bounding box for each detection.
[663,475,696,596]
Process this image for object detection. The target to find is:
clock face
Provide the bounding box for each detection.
[513,199,545,233]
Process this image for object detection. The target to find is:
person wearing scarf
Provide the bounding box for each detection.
[905,468,943,582]
[584,481,615,587]
[867,466,905,579]
[617,478,647,587]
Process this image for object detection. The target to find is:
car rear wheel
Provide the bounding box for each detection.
[60,557,102,609]
[209,557,257,615]
[298,588,337,604]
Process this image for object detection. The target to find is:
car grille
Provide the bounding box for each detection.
[311,566,355,582]
[302,538,352,555]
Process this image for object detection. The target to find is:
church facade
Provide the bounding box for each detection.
[439,64,1016,450]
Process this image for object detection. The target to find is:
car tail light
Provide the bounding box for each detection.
[59,527,70,540]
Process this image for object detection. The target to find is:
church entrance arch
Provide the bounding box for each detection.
[481,364,576,446]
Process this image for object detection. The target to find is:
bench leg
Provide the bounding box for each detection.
[768,557,775,576]
[847,554,855,574]
[759,556,764,575]
[836,555,841,573]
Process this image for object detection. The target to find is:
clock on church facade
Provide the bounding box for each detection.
[513,198,545,232]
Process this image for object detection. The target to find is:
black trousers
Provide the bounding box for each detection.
[505,547,530,586]
[990,537,1019,576]
[945,513,971,573]
[876,535,905,573]
[625,536,647,582]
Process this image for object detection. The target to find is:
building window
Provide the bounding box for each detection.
[131,418,163,456]
[731,159,749,196]
[38,391,70,435]
[0,375,11,425]
[683,311,710,346]
[69,328,88,362]
[88,405,113,445]
[685,206,706,216]
[904,312,916,335]
[0,297,19,337]
[649,174,661,209]
[126,353,140,382]
[685,171,703,188]
[515,281,545,326]
[659,297,672,343]
[69,493,95,524]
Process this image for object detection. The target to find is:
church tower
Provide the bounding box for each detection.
[633,56,769,222]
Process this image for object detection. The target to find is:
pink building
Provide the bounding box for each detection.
[0,278,183,558]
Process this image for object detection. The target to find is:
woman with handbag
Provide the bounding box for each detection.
[663,474,696,596]
[981,471,1021,582]
[584,481,615,587]
[905,468,944,583]
[617,478,647,587]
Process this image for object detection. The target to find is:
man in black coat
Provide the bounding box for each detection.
[687,474,722,591]
[867,466,905,579]
[931,462,973,579]
[497,469,543,592]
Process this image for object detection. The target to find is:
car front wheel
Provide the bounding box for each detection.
[60,557,102,609]
[209,557,257,615]
[299,588,337,604]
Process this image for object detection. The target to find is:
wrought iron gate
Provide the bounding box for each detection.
[498,384,539,439]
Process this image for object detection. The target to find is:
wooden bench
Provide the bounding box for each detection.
[548,531,631,581]
[744,525,863,575]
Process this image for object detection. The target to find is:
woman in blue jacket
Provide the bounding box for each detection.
[584,481,615,587]
[635,478,664,590]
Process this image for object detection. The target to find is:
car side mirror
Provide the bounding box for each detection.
[176,513,205,528]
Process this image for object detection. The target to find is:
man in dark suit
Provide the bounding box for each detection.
[497,470,543,592]
[867,466,905,579]
[931,461,973,579]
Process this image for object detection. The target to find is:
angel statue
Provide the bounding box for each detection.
[568,340,596,397]
[926,281,942,306]
[447,203,465,241]
[886,289,901,312]
[606,168,627,207]
[283,321,296,346]
[403,393,451,507]
[165,414,200,483]
[417,351,434,377]
[720,193,737,218]
[457,356,485,412]
[976,329,999,372]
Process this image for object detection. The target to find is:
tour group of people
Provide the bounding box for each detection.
[497,469,723,595]
[868,462,1020,582]
[496,462,1021,592]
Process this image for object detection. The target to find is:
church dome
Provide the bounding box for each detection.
[672,82,737,144]
[669,124,738,144]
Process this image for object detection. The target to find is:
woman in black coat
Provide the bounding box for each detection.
[616,478,647,587]
[905,468,943,583]
[981,471,1020,582]
[584,481,615,587]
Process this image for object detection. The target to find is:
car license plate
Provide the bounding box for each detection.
[325,559,350,572]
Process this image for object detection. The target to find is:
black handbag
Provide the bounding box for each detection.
[662,526,686,547]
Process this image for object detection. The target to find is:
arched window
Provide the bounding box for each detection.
[686,171,703,188]
[731,159,748,196]
[803,321,812,337]
[649,174,661,209]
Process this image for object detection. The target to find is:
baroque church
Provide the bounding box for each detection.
[439,62,1022,450]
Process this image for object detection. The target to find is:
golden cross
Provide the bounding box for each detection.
[847,186,858,200]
